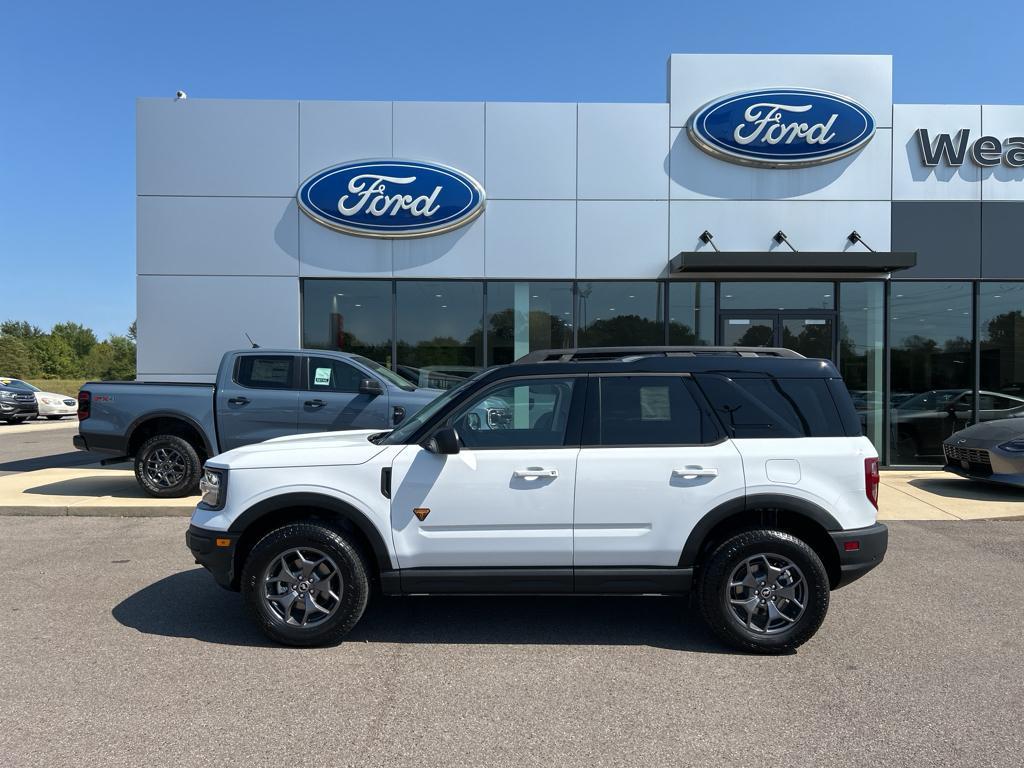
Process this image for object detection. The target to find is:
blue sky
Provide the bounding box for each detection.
[0,1,1018,338]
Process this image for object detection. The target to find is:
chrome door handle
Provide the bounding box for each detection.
[513,468,559,479]
[228,396,250,406]
[304,399,327,408]
[673,467,718,479]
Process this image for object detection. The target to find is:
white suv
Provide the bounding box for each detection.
[187,346,887,653]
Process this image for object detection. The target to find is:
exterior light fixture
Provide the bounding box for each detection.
[175,90,188,101]
[847,230,876,252]
[773,230,798,252]
[698,230,721,252]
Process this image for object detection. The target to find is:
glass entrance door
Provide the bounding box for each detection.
[720,312,835,361]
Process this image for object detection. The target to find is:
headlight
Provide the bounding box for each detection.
[0,391,14,400]
[997,439,1024,453]
[199,467,226,508]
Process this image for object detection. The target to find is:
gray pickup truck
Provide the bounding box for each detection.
[74,349,441,497]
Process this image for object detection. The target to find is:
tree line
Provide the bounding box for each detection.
[0,320,136,380]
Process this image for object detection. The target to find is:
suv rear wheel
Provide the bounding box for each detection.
[241,521,370,647]
[698,529,830,654]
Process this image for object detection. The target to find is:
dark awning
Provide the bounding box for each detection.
[670,251,917,274]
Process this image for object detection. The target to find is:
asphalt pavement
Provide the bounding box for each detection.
[0,515,1021,767]
[0,419,104,476]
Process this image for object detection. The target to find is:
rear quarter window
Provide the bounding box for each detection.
[695,374,847,438]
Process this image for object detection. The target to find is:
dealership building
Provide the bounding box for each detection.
[136,53,1024,466]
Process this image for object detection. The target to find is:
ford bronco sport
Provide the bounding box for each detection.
[186,346,887,653]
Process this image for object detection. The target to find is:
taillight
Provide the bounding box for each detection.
[864,457,879,509]
[78,390,91,421]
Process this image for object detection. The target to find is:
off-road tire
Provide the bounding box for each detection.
[241,521,371,647]
[698,529,830,654]
[133,434,202,498]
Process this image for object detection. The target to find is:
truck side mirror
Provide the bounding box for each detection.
[423,426,460,455]
[359,378,383,396]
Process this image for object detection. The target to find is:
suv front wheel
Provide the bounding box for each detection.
[698,530,830,654]
[242,521,371,647]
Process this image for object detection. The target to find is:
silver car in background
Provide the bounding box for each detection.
[943,417,1024,487]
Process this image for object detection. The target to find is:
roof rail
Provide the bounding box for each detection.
[514,346,806,364]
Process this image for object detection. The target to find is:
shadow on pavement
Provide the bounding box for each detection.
[908,476,1024,500]
[0,451,105,474]
[112,569,735,653]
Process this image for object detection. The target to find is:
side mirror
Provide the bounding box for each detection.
[423,426,460,455]
[359,378,383,396]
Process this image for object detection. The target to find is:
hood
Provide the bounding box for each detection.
[403,387,444,409]
[210,429,387,470]
[947,417,1024,444]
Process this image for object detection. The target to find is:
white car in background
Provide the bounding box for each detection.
[0,378,77,420]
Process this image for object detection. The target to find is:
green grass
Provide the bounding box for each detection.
[25,379,89,398]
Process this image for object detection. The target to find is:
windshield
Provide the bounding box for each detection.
[0,378,38,392]
[352,356,416,392]
[380,370,488,444]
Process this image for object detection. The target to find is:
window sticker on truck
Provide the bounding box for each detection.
[313,367,332,387]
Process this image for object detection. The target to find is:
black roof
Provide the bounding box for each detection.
[483,346,840,381]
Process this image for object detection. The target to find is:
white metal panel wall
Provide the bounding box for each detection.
[137,197,299,276]
[981,105,1024,201]
[136,275,300,380]
[137,99,298,197]
[892,104,981,201]
[669,200,891,257]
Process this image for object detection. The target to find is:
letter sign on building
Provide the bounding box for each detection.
[687,88,876,168]
[297,160,486,238]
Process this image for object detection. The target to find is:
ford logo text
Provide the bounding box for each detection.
[687,89,876,168]
[297,160,486,238]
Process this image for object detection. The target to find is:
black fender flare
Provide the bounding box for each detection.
[228,492,393,571]
[127,411,215,457]
[679,493,841,568]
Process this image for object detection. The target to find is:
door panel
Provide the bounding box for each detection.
[389,376,582,569]
[574,443,745,566]
[299,356,389,433]
[574,374,744,567]
[215,355,299,452]
[390,445,578,568]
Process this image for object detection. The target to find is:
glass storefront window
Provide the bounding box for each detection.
[889,282,973,464]
[668,282,714,345]
[396,281,483,389]
[979,283,1024,404]
[301,279,393,364]
[486,282,573,365]
[838,282,885,455]
[720,282,835,310]
[577,282,664,347]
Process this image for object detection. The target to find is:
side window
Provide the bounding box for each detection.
[597,376,706,446]
[307,357,365,393]
[235,355,295,390]
[451,378,576,449]
[696,374,845,438]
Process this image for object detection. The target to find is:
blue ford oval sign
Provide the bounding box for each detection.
[297,160,485,238]
[687,89,876,168]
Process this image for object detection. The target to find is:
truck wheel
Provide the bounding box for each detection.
[241,522,370,647]
[698,530,830,654]
[134,434,202,498]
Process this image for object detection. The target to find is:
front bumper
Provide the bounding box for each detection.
[185,524,240,591]
[829,523,888,589]
[0,400,38,418]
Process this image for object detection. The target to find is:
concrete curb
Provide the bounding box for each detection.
[0,505,191,518]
